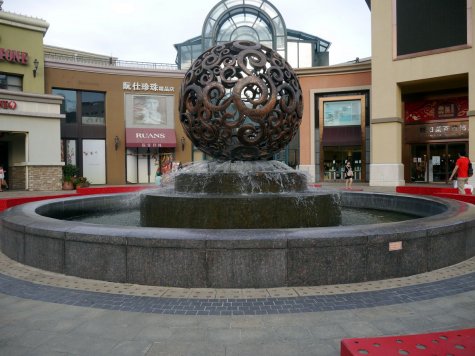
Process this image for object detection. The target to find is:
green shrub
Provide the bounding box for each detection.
[62,164,79,182]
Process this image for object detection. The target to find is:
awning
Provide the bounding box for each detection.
[125,128,176,148]
[322,126,362,146]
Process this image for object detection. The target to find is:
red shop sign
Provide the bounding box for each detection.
[0,100,17,110]
[405,97,468,123]
[0,48,28,65]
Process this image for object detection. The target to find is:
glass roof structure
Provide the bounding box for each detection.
[174,0,331,70]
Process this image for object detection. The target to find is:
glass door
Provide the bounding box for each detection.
[411,145,427,182]
[323,146,361,181]
[429,144,446,182]
[411,143,468,183]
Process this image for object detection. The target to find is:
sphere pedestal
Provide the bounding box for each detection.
[140,161,341,229]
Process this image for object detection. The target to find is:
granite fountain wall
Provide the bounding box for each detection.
[1,191,474,288]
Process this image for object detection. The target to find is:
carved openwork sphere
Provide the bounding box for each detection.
[179,41,303,161]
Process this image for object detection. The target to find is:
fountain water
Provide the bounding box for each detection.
[141,160,341,229]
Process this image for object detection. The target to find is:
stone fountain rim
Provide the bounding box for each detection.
[2,190,473,243]
[2,190,474,288]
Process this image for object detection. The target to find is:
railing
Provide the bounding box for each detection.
[44,53,179,71]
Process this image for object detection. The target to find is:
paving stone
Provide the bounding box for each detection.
[205,328,242,344]
[0,345,37,356]
[339,320,384,338]
[145,342,225,356]
[108,340,155,356]
[32,333,119,355]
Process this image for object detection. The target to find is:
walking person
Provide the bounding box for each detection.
[344,160,353,189]
[449,150,470,194]
[0,165,7,191]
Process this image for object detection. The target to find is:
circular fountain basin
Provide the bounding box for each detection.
[1,191,474,288]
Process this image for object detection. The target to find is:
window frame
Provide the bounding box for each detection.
[0,73,23,91]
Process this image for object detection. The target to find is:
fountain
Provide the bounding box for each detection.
[141,40,340,229]
[1,41,475,288]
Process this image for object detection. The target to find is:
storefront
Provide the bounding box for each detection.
[53,88,107,184]
[45,61,187,186]
[318,94,368,182]
[0,11,64,191]
[404,96,469,183]
[296,64,372,183]
[125,127,177,183]
[123,89,180,184]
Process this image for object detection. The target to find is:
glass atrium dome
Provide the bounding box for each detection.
[175,0,331,70]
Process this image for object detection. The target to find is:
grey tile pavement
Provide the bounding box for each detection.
[0,254,474,356]
[0,290,474,356]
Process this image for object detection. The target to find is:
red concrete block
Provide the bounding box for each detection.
[396,186,475,205]
[76,185,155,195]
[396,186,460,195]
[0,185,155,212]
[433,193,475,204]
[0,194,77,212]
[341,328,475,356]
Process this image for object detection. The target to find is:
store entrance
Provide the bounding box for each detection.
[126,148,176,184]
[322,146,362,181]
[0,141,8,186]
[410,143,466,183]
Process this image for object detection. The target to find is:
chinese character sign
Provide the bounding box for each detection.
[405,97,468,123]
[122,81,175,92]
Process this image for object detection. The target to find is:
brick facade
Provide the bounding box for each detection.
[27,165,63,191]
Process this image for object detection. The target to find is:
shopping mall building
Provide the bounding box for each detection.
[1,0,474,190]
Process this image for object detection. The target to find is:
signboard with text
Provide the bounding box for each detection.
[125,128,176,148]
[405,121,469,143]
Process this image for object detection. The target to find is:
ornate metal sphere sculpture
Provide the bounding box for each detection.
[179,41,303,161]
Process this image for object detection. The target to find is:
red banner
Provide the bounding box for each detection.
[125,128,176,148]
[405,97,468,123]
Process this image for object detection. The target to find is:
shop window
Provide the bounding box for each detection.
[124,94,174,129]
[323,100,361,127]
[53,89,105,125]
[81,92,105,125]
[323,146,362,181]
[126,148,175,184]
[61,139,77,166]
[0,73,22,91]
[53,89,77,123]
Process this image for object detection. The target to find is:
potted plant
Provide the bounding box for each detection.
[74,176,90,188]
[62,164,79,190]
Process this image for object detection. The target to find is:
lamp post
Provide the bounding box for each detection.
[33,59,39,77]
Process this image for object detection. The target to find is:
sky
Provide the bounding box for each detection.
[4,0,371,66]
